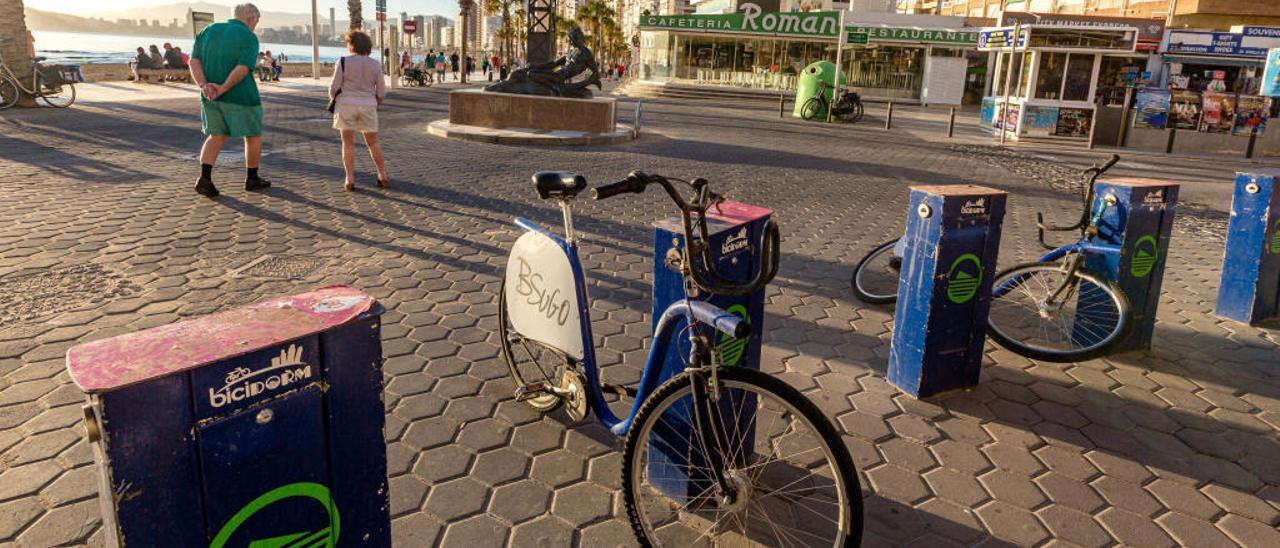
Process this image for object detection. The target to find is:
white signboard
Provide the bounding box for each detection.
[504,231,585,360]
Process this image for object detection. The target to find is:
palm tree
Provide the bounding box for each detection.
[2,0,35,104]
[347,0,362,30]
[482,0,516,63]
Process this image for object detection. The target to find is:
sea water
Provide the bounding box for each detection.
[31,30,353,65]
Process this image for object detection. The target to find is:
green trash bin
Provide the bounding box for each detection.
[793,61,846,120]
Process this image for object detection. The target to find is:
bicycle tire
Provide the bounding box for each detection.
[850,101,864,123]
[800,97,825,121]
[0,76,19,110]
[986,261,1132,362]
[497,284,565,412]
[39,81,74,108]
[622,366,862,548]
[851,238,901,304]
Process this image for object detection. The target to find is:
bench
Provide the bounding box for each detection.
[133,68,191,83]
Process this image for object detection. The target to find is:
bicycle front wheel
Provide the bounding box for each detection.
[622,367,862,547]
[800,97,825,121]
[986,261,1131,362]
[0,76,20,110]
[851,238,901,304]
[40,82,75,108]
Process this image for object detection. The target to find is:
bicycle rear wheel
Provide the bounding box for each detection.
[986,261,1131,362]
[497,285,566,412]
[851,238,901,304]
[622,367,862,547]
[800,97,825,121]
[0,76,20,110]
[39,80,74,108]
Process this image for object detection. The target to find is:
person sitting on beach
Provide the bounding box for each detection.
[148,45,165,72]
[163,43,186,69]
[132,47,156,80]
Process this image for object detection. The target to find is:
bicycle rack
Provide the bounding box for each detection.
[889,185,1007,398]
[1085,179,1180,352]
[1216,170,1280,324]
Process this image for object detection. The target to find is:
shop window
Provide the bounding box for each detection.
[1035,52,1066,100]
[1017,52,1033,97]
[930,47,964,58]
[1063,53,1095,102]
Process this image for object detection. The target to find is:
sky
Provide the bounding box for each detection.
[25,0,460,18]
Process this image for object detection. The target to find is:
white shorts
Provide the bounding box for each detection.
[333,103,378,133]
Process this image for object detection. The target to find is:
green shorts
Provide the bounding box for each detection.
[201,100,263,138]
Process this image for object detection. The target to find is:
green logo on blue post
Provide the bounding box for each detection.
[717,304,750,366]
[211,482,340,548]
[946,253,982,304]
[1269,220,1280,255]
[1130,235,1160,277]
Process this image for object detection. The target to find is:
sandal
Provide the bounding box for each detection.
[344,181,355,192]
[377,178,390,188]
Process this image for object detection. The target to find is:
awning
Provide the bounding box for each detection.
[1161,55,1265,67]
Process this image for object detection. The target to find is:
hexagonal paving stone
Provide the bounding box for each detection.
[424,477,488,522]
[550,482,614,525]
[471,447,530,486]
[975,501,1050,546]
[441,513,509,548]
[865,464,931,505]
[510,515,576,547]
[531,449,588,488]
[391,512,444,547]
[489,481,553,525]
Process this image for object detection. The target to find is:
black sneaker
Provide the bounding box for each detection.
[245,175,272,192]
[195,177,219,198]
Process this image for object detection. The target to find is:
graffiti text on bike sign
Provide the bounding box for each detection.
[515,257,572,326]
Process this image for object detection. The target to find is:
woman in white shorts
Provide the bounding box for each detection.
[329,30,389,192]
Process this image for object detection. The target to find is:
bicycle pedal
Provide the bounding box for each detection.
[515,382,551,402]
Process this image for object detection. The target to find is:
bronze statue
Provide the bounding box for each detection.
[485,26,602,99]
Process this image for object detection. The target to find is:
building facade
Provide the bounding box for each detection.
[906,0,1280,29]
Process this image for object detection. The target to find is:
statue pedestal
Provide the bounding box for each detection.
[448,88,616,134]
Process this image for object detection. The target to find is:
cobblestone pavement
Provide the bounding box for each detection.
[1,81,1278,547]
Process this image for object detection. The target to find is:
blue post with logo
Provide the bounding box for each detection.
[1216,170,1280,324]
[1082,179,1179,352]
[650,202,772,498]
[66,286,390,548]
[889,185,1006,398]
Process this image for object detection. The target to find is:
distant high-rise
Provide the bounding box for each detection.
[329,7,336,39]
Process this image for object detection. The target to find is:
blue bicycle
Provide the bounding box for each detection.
[852,155,1131,362]
[499,171,862,547]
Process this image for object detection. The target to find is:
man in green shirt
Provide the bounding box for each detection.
[188,3,271,197]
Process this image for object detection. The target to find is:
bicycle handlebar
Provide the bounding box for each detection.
[1036,154,1120,249]
[593,171,780,297]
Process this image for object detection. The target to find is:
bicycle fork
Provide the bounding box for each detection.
[686,339,741,509]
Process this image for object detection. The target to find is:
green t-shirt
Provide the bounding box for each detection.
[192,19,261,106]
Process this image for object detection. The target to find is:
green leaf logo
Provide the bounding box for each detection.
[1130,235,1160,277]
[946,253,983,305]
[1269,220,1280,255]
[211,482,340,548]
[717,304,750,366]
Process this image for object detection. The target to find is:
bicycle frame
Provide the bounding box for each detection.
[505,208,744,436]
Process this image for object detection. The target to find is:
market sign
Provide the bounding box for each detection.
[845,25,978,46]
[1167,30,1269,58]
[1001,11,1163,52]
[638,10,842,39]
[978,27,1027,49]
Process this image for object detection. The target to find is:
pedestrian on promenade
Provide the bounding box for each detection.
[450,52,459,80]
[435,53,446,82]
[330,30,389,192]
[188,3,271,198]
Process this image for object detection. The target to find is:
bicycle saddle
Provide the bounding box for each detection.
[532,172,587,200]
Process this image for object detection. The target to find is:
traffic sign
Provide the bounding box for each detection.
[376,12,386,21]
[403,21,416,34]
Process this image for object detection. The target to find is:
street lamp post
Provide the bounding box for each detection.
[459,0,473,84]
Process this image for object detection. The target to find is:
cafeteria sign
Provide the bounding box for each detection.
[638,7,841,39]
